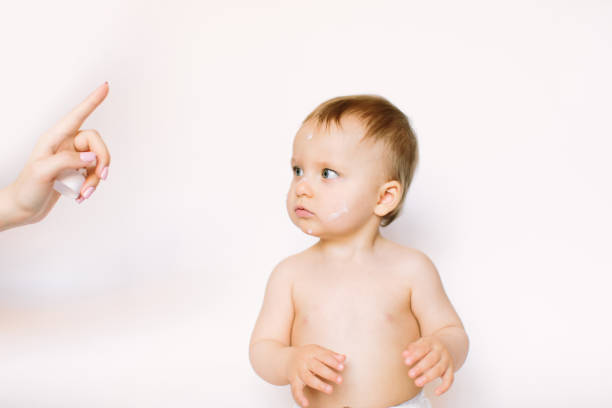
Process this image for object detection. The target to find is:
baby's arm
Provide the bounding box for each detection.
[249,260,345,407]
[403,252,469,395]
[249,261,296,384]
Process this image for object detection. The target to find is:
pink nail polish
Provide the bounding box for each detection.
[80,152,96,162]
[82,186,95,199]
[76,197,85,204]
[101,166,109,180]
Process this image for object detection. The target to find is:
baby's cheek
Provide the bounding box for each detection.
[327,196,373,227]
[319,198,359,229]
[325,202,349,222]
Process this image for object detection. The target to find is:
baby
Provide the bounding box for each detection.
[249,95,469,408]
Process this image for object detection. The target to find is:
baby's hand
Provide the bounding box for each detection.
[402,336,454,396]
[286,344,345,407]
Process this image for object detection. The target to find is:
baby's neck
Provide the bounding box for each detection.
[316,218,384,261]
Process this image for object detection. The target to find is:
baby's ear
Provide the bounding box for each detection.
[374,180,402,217]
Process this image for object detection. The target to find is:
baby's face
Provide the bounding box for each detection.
[287,116,389,238]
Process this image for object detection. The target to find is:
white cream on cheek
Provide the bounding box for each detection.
[327,202,349,221]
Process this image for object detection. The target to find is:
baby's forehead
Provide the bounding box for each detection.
[296,116,368,146]
[293,116,389,164]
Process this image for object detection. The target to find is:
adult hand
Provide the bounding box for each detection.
[0,82,110,231]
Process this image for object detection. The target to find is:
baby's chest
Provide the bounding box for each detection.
[292,273,412,329]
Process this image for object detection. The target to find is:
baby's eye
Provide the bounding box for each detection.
[322,168,339,179]
[293,166,303,177]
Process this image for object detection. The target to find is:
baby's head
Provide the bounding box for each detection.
[287,95,418,238]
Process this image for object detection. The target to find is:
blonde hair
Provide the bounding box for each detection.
[304,95,418,226]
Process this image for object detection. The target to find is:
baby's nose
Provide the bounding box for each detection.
[295,177,313,197]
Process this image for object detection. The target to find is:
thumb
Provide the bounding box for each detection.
[36,151,97,182]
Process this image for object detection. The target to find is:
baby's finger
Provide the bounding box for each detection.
[291,380,309,408]
[74,129,110,180]
[315,346,345,364]
[408,350,441,380]
[316,351,345,372]
[435,366,454,396]
[403,340,431,366]
[309,359,342,384]
[414,360,446,388]
[302,369,333,395]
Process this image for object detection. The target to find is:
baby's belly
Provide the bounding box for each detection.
[291,310,422,408]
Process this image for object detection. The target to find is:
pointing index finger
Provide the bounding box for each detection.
[48,82,109,148]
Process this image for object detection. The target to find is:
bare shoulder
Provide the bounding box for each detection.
[269,247,316,282]
[381,239,440,282]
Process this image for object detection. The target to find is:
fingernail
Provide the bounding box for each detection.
[80,152,96,162]
[76,197,85,204]
[405,359,412,365]
[338,364,344,370]
[101,166,109,180]
[337,376,342,383]
[82,186,95,199]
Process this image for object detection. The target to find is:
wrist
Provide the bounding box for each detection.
[0,184,16,231]
[430,326,468,370]
[280,346,296,382]
[431,326,459,343]
[0,183,27,231]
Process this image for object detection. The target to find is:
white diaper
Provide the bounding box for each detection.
[389,390,431,408]
[292,390,431,408]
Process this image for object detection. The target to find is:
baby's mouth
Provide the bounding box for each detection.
[295,206,315,218]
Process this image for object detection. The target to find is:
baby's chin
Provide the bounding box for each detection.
[288,210,356,239]
[293,220,353,240]
[302,226,318,236]
[288,215,318,237]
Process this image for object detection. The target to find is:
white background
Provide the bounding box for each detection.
[1,1,611,407]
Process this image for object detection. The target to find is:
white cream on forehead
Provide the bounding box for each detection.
[328,203,349,221]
